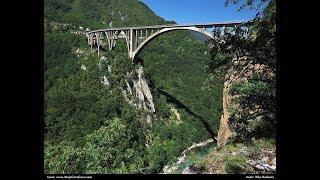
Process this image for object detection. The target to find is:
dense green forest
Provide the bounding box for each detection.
[44,0,276,174]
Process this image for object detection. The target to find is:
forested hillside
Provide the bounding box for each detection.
[44,0,224,174]
[44,0,276,174]
[44,0,166,29]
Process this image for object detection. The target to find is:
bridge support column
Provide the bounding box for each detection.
[89,34,93,52]
[129,28,137,60]
[105,32,110,51]
[96,32,100,56]
[106,31,116,51]
[110,36,114,50]
[125,30,130,54]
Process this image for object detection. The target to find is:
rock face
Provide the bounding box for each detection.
[98,57,154,118]
[248,158,276,172]
[171,107,181,121]
[80,64,87,71]
[98,61,155,148]
[98,57,155,117]
[120,64,156,149]
[97,59,154,147]
[122,64,155,119]
[181,167,193,174]
[163,165,178,174]
[134,65,156,113]
[181,165,204,174]
[261,156,269,164]
[217,57,275,148]
[271,157,276,166]
[101,75,110,86]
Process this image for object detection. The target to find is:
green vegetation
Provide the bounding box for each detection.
[45,118,146,173]
[199,0,276,174]
[44,0,276,174]
[206,0,276,142]
[224,154,248,173]
[44,0,224,174]
[44,0,166,29]
[141,31,223,134]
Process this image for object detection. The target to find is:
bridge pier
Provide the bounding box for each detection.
[96,32,100,56]
[124,30,130,54]
[129,28,137,59]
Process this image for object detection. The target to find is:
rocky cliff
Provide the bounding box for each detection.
[217,57,275,147]
[121,64,155,127]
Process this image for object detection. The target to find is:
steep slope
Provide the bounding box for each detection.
[44,0,224,174]
[44,0,166,29]
[140,31,223,135]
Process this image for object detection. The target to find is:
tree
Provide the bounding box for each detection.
[206,0,276,141]
[84,117,145,173]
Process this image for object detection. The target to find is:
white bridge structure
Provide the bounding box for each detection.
[85,21,247,60]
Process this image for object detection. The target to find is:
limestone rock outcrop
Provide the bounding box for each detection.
[122,64,155,124]
[217,57,275,148]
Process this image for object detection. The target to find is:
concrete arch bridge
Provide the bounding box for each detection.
[85,21,247,60]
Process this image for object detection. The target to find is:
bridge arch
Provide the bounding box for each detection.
[131,26,215,60]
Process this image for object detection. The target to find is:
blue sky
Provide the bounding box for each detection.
[141,0,261,24]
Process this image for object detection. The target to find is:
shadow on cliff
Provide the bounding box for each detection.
[147,75,217,143]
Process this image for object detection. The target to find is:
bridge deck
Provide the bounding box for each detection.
[87,20,247,34]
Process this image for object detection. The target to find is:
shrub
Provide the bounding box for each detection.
[224,155,247,174]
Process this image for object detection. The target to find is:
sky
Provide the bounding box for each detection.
[140,0,261,24]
